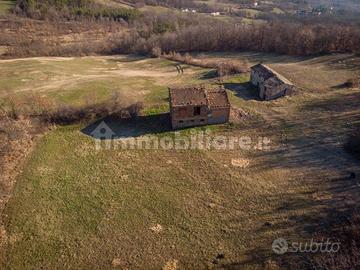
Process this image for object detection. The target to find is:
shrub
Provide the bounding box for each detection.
[151,46,162,58]
[153,22,176,34]
[41,99,144,125]
[0,92,144,125]
[216,60,250,77]
[163,52,249,76]
[344,78,360,88]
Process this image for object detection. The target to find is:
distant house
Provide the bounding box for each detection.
[182,8,197,13]
[211,12,220,16]
[169,87,230,129]
[250,64,295,100]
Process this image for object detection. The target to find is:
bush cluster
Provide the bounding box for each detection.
[163,51,249,76]
[1,92,144,125]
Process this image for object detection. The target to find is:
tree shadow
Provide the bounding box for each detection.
[223,91,360,268]
[331,83,350,89]
[81,113,172,139]
[303,54,360,71]
[251,91,360,173]
[223,82,260,101]
[217,174,359,269]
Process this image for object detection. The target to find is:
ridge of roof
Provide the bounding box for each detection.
[251,63,294,85]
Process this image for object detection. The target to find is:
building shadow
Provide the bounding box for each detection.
[223,82,260,101]
[303,53,360,71]
[81,113,172,139]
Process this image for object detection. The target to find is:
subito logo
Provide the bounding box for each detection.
[272,238,288,255]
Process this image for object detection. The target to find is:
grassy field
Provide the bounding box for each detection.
[238,8,264,18]
[96,0,134,9]
[0,56,208,106]
[1,53,360,269]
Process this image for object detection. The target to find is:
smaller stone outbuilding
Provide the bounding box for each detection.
[250,64,295,100]
[169,86,230,129]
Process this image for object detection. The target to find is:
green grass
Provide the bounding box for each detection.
[0,56,206,105]
[48,80,115,105]
[48,77,166,106]
[143,104,169,115]
[4,124,308,269]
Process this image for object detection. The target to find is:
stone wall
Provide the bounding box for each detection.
[251,70,293,100]
[171,105,208,129]
[208,108,230,125]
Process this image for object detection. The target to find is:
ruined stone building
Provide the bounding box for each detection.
[169,87,230,129]
[250,64,295,100]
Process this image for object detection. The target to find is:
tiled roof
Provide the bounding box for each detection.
[207,89,230,108]
[169,87,207,106]
[169,87,230,108]
[251,64,294,85]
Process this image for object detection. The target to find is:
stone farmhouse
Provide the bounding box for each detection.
[250,63,295,100]
[169,87,230,129]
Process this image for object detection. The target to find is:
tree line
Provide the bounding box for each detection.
[119,19,360,56]
[3,0,360,58]
[14,0,141,21]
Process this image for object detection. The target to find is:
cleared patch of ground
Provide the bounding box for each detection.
[0,56,208,105]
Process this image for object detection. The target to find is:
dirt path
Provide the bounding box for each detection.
[0,57,76,63]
